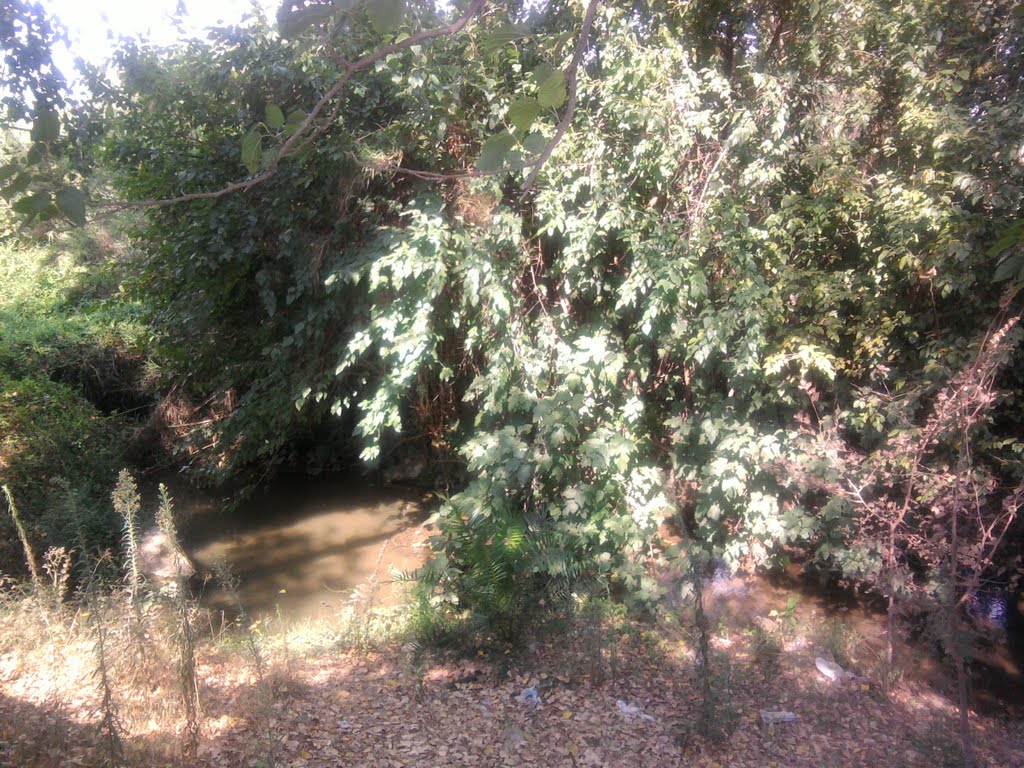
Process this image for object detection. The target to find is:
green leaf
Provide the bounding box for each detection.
[241,129,262,174]
[548,29,574,55]
[284,109,306,134]
[55,187,87,226]
[993,251,1024,283]
[507,98,542,134]
[987,220,1023,257]
[266,103,285,130]
[0,163,18,185]
[12,191,52,217]
[31,108,60,143]
[477,130,517,172]
[523,131,547,155]
[537,70,567,109]
[366,0,406,34]
[481,25,527,57]
[531,63,553,85]
[1,172,31,200]
[277,1,334,37]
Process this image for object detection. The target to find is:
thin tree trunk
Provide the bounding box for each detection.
[885,520,897,694]
[885,593,895,692]
[693,561,714,732]
[951,450,975,768]
[3,485,41,589]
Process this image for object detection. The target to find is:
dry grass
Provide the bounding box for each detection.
[0,571,418,768]
[1,574,1023,768]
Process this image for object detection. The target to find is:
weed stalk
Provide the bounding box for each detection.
[213,558,276,767]
[87,566,126,767]
[111,470,144,610]
[156,484,201,761]
[3,484,42,591]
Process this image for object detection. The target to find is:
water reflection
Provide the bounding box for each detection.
[180,474,432,619]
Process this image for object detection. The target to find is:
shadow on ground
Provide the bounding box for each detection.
[4,614,1023,768]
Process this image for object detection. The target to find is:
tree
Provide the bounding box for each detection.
[0,0,91,228]
[98,0,1024,674]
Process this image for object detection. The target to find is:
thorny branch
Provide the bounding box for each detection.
[783,297,1023,597]
[785,302,1022,719]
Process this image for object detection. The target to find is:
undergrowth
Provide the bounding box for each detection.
[0,218,154,577]
[0,221,147,382]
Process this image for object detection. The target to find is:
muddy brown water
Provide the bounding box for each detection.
[166,472,1021,713]
[177,474,432,620]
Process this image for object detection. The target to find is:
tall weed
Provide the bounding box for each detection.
[155,484,200,761]
[213,558,276,767]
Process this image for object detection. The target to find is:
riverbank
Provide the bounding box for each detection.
[0,218,153,578]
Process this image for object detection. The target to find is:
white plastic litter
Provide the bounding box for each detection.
[759,709,797,725]
[815,656,856,681]
[616,699,656,722]
[516,686,542,707]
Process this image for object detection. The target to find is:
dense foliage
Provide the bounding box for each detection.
[0,226,149,572]
[0,369,119,567]
[0,0,153,565]
[12,0,1015,639]
[0,0,96,229]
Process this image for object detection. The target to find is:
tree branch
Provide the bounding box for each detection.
[97,0,601,211]
[96,0,490,210]
[358,0,602,191]
[520,0,600,192]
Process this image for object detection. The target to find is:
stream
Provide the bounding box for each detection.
[178,473,431,619]
[170,472,1022,714]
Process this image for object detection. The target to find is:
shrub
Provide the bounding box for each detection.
[0,371,120,571]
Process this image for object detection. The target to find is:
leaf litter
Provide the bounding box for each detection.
[2,612,1023,768]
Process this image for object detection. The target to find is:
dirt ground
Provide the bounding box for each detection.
[3,606,1024,768]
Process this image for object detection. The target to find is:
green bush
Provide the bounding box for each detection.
[0,371,120,571]
[95,0,1024,645]
[0,217,153,574]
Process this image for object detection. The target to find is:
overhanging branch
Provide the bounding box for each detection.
[98,0,601,211]
[520,0,600,192]
[97,0,490,210]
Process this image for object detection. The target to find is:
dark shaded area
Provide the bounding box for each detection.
[756,563,1024,716]
[0,690,176,768]
[50,351,152,417]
